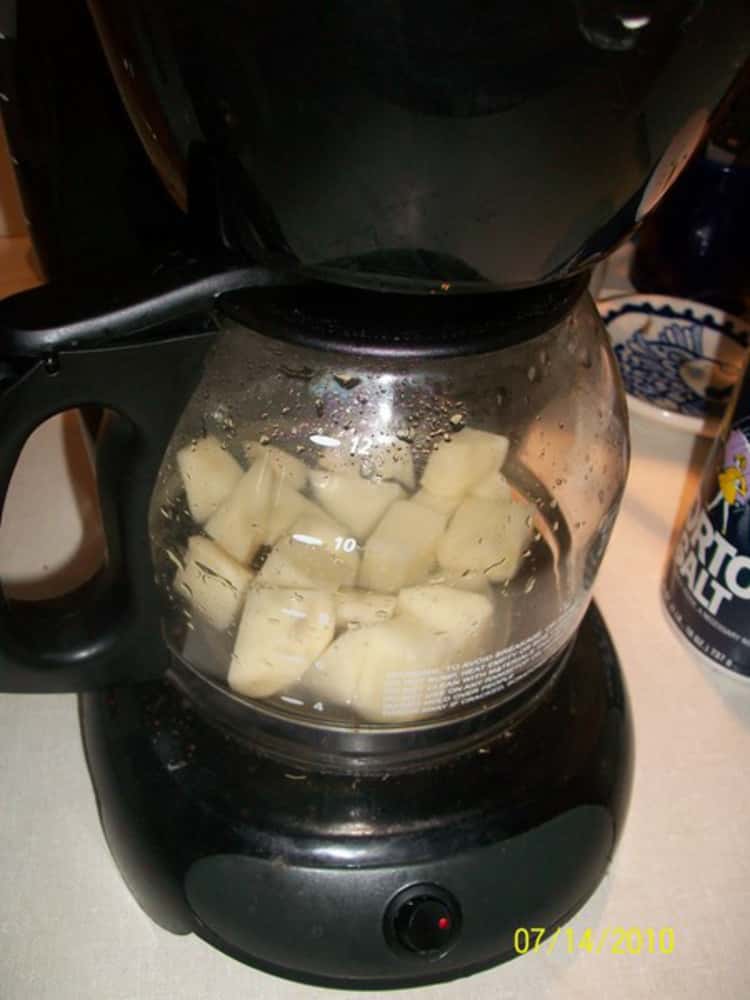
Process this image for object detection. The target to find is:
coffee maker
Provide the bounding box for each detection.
[0,1,748,988]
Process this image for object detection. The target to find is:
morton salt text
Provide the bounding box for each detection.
[674,505,750,615]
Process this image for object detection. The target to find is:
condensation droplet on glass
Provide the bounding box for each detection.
[524,577,536,594]
[527,365,537,382]
[165,550,183,570]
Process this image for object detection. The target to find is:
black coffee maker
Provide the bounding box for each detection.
[0,1,748,989]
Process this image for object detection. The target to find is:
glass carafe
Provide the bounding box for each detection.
[149,285,628,732]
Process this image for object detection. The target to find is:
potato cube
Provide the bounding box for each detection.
[229,588,335,698]
[258,512,359,589]
[175,535,253,630]
[412,489,461,516]
[438,496,532,582]
[319,434,415,489]
[205,454,274,564]
[471,470,512,502]
[427,570,492,598]
[177,435,243,524]
[245,442,308,491]
[420,427,509,500]
[265,481,322,546]
[255,547,321,589]
[304,618,448,721]
[309,469,404,539]
[359,501,447,593]
[334,588,397,628]
[397,584,494,663]
[366,436,416,490]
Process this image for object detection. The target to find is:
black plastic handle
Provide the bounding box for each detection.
[0,283,222,692]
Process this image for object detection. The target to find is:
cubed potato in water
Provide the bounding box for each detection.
[309,469,404,539]
[426,570,492,598]
[438,496,533,582]
[304,618,448,721]
[245,442,308,491]
[175,535,253,631]
[257,512,359,589]
[229,588,335,698]
[254,547,321,589]
[411,489,462,516]
[334,588,397,628]
[319,435,415,490]
[359,500,447,593]
[397,584,494,663]
[471,470,512,502]
[265,481,322,546]
[366,436,416,490]
[420,428,509,500]
[205,454,274,564]
[177,435,243,524]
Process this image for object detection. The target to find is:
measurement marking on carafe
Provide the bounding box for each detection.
[292,533,323,547]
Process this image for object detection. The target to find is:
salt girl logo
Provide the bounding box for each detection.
[674,426,750,617]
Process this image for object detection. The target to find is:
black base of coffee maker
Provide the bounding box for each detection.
[79,603,632,989]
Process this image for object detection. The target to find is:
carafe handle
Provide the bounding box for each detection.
[0,260,267,692]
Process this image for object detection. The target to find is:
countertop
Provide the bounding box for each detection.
[1,244,749,1000]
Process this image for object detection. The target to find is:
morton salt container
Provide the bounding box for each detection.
[664,355,750,679]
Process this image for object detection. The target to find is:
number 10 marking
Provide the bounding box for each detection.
[335,536,357,553]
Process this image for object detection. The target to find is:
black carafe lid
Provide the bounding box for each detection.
[218,274,589,358]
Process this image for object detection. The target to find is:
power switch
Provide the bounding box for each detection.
[385,884,461,959]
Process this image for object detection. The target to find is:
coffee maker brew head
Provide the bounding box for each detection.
[86,0,750,292]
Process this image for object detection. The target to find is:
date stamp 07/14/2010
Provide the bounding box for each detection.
[513,926,675,956]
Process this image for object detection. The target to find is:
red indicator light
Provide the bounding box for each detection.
[438,916,450,930]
